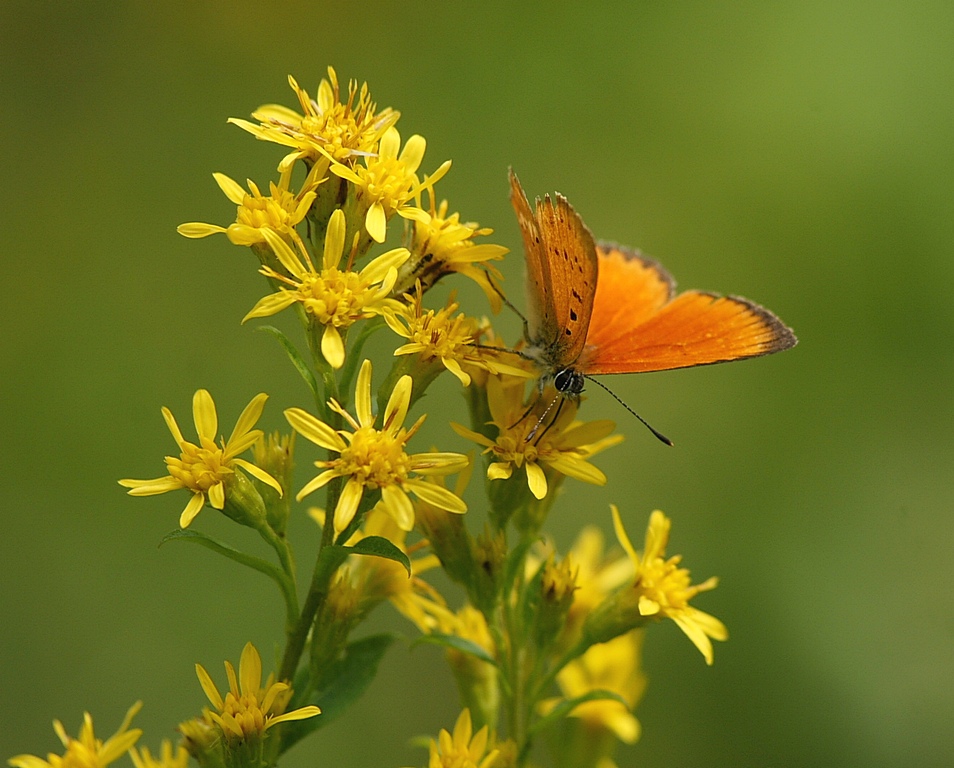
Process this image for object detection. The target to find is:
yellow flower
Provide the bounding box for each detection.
[9,702,142,768]
[330,126,451,243]
[452,375,622,500]
[395,192,508,311]
[285,359,469,534]
[243,209,408,369]
[194,642,320,741]
[385,291,531,386]
[428,709,499,768]
[612,506,728,665]
[119,391,282,528]
[128,741,189,768]
[540,630,646,744]
[228,68,399,172]
[176,164,324,246]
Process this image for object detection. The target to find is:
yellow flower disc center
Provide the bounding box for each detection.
[237,189,298,231]
[220,691,268,739]
[358,159,414,208]
[298,268,373,327]
[166,442,230,492]
[338,425,411,488]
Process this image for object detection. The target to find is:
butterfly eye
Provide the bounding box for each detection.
[553,368,585,396]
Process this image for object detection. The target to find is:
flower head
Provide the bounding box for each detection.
[612,507,728,664]
[9,702,142,768]
[541,630,646,744]
[243,209,409,368]
[229,69,399,172]
[452,375,622,500]
[119,391,282,528]
[285,359,469,534]
[385,291,530,386]
[128,741,189,768]
[428,709,499,768]
[394,192,508,311]
[193,642,320,742]
[330,126,451,243]
[177,164,324,247]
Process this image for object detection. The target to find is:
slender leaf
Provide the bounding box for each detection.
[350,535,412,576]
[257,325,320,401]
[158,528,286,584]
[527,689,630,737]
[412,633,498,666]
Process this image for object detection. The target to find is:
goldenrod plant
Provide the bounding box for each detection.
[11,68,727,768]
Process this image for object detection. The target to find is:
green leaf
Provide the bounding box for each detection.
[349,535,412,576]
[527,689,630,738]
[159,529,286,584]
[315,537,412,580]
[281,634,396,750]
[257,325,320,401]
[412,633,498,666]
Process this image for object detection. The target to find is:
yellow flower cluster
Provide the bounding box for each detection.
[22,66,740,768]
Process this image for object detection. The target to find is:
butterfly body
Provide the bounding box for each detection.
[508,169,797,420]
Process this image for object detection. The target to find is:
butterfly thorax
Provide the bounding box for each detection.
[522,338,587,397]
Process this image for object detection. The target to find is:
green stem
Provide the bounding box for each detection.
[278,474,342,682]
[259,525,299,636]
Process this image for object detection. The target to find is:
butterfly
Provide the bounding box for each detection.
[508,169,797,442]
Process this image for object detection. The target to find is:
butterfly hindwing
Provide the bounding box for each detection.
[582,248,796,374]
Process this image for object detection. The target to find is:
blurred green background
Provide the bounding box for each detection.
[2,1,952,766]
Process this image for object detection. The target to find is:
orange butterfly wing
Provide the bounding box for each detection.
[509,170,598,372]
[582,243,797,374]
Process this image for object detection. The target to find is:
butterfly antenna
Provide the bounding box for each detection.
[584,376,674,446]
[526,393,563,443]
[484,269,530,340]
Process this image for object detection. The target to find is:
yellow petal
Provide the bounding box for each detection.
[323,209,346,269]
[229,393,268,446]
[671,614,716,665]
[379,126,400,159]
[355,359,374,427]
[611,505,639,566]
[333,478,364,533]
[525,462,548,499]
[195,663,224,709]
[208,482,225,509]
[177,222,227,239]
[285,407,346,451]
[383,375,412,433]
[192,389,218,443]
[119,476,182,495]
[180,493,205,528]
[238,642,262,695]
[243,290,298,323]
[261,228,307,277]
[321,324,345,369]
[233,458,283,497]
[212,172,247,204]
[441,356,471,386]
[450,421,495,447]
[296,469,341,501]
[366,202,387,243]
[487,462,513,480]
[398,134,426,172]
[161,405,186,447]
[381,485,415,530]
[406,479,467,514]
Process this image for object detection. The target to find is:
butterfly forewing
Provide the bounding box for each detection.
[509,170,553,344]
[534,202,598,366]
